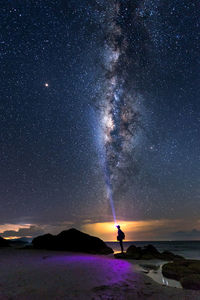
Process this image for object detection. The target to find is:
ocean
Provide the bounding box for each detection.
[106,241,200,260]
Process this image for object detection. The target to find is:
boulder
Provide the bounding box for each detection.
[126,245,142,259]
[180,274,200,290]
[158,250,184,261]
[32,233,56,249]
[162,261,193,281]
[121,244,185,261]
[140,245,160,259]
[188,261,200,273]
[32,228,113,255]
[162,259,200,290]
[115,244,162,260]
[0,236,10,247]
[143,244,160,255]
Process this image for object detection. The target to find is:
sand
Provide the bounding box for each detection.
[0,248,200,300]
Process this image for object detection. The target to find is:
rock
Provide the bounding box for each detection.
[162,259,200,290]
[158,250,184,261]
[162,261,193,281]
[32,228,113,254]
[126,244,161,260]
[180,274,200,290]
[115,244,186,262]
[188,261,200,273]
[126,245,142,259]
[143,244,160,255]
[32,233,56,249]
[0,236,10,247]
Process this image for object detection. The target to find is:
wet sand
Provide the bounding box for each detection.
[0,248,200,299]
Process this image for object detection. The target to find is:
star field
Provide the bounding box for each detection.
[0,0,200,239]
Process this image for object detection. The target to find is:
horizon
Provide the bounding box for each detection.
[3,224,200,242]
[6,237,200,243]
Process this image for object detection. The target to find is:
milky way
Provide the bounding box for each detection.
[95,1,148,219]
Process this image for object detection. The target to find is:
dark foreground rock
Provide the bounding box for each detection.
[0,236,10,247]
[180,274,200,290]
[32,228,113,254]
[162,260,200,290]
[115,244,184,261]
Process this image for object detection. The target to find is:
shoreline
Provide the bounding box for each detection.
[113,251,181,289]
[128,259,182,289]
[0,248,200,299]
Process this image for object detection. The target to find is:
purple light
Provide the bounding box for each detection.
[48,253,133,285]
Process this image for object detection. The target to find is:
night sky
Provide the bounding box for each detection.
[1,0,200,241]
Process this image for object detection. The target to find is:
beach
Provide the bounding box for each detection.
[0,248,200,300]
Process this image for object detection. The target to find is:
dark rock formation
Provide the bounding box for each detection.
[126,245,141,259]
[0,236,10,247]
[115,243,200,290]
[32,228,113,255]
[143,244,160,255]
[32,233,56,249]
[162,261,192,280]
[141,244,160,260]
[180,274,200,290]
[162,260,200,290]
[115,244,184,261]
[157,250,183,261]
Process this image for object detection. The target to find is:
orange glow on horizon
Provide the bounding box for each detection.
[81,219,200,241]
[4,236,32,240]
[0,224,31,232]
[0,224,32,240]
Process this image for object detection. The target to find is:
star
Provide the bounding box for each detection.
[44,83,49,87]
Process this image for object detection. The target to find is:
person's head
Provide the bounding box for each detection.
[116,225,120,229]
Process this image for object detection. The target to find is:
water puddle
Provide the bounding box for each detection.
[134,261,182,289]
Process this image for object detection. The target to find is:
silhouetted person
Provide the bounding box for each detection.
[116,225,125,253]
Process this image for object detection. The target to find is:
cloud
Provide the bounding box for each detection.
[171,229,200,240]
[0,225,44,238]
[0,221,75,239]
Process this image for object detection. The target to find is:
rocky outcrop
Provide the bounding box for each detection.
[32,233,56,249]
[162,260,200,290]
[126,245,142,259]
[32,228,113,255]
[115,244,184,261]
[180,274,200,290]
[0,236,10,247]
[157,250,184,261]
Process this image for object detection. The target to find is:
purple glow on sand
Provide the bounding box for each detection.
[48,253,132,285]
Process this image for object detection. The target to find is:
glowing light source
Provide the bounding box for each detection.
[44,82,49,87]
